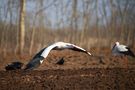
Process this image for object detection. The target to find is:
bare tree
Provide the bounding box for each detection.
[0,0,135,55]
[18,0,25,54]
[71,0,78,30]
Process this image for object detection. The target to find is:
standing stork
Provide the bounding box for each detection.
[112,42,135,57]
[24,42,91,70]
[112,42,135,68]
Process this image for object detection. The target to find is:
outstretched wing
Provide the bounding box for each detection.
[32,47,46,59]
[65,43,91,56]
[71,45,91,55]
[24,56,44,70]
[24,42,91,70]
[51,42,91,55]
[40,44,58,58]
[24,44,57,70]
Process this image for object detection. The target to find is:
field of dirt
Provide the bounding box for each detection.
[0,48,135,90]
[0,68,135,90]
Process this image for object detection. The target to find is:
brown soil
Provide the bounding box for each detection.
[0,68,135,90]
[0,49,135,90]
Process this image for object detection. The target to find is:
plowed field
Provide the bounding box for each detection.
[0,49,135,90]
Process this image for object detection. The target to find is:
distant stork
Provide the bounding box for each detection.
[24,42,91,70]
[112,42,135,57]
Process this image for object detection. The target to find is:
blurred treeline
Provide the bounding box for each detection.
[0,0,135,55]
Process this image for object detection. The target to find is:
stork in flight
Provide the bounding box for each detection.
[112,42,135,57]
[24,42,91,70]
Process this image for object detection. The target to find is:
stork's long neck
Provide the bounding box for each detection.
[112,44,116,50]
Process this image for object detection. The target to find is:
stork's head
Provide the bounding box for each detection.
[115,42,120,45]
[112,42,119,50]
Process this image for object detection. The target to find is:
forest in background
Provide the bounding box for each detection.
[0,0,135,56]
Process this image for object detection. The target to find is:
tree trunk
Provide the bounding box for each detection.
[18,0,25,55]
[71,0,77,30]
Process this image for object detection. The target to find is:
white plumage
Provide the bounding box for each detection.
[24,42,91,70]
[41,42,91,58]
[112,42,135,57]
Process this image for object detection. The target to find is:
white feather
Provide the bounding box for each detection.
[40,44,57,58]
[25,42,91,70]
[41,42,91,58]
[117,45,128,52]
[112,42,128,56]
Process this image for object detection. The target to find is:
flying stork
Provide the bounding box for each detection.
[24,42,91,70]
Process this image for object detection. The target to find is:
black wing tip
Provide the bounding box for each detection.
[120,51,135,57]
[5,61,24,71]
[124,47,135,57]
